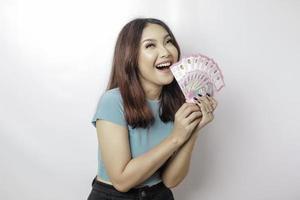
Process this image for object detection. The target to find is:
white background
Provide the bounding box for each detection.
[1,0,299,199]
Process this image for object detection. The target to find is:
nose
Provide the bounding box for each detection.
[159,45,171,58]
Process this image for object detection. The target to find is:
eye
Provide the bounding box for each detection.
[145,43,155,48]
[166,38,173,44]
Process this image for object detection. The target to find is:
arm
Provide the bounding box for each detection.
[161,95,218,188]
[96,120,186,193]
[161,130,200,188]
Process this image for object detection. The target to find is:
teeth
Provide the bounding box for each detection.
[156,62,171,68]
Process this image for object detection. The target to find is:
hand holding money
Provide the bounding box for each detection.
[193,93,218,132]
[171,102,202,144]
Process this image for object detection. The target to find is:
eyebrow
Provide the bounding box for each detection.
[142,34,171,43]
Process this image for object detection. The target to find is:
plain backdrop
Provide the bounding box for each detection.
[1,0,299,199]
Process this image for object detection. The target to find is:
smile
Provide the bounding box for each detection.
[155,62,172,70]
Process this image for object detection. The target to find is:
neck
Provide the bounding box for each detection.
[142,84,162,101]
[138,74,163,100]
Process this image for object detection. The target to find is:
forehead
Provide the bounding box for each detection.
[141,23,169,40]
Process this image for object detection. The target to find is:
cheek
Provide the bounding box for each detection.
[142,53,156,65]
[171,47,179,60]
[138,57,155,74]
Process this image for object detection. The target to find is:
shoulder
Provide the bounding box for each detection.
[102,88,122,99]
[91,87,126,127]
[100,88,123,105]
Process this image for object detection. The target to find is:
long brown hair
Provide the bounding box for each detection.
[106,18,185,128]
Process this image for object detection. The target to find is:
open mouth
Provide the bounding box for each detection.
[155,62,172,71]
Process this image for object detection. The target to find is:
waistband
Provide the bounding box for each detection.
[92,176,165,194]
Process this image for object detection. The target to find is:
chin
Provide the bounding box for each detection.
[160,77,174,86]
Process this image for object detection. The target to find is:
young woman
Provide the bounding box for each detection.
[87,18,217,200]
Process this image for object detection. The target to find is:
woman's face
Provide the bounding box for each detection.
[137,23,179,90]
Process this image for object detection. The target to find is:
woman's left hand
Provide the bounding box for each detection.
[193,94,218,132]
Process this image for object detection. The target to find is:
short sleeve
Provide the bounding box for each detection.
[91,90,127,128]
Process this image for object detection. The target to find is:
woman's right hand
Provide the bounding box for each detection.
[171,102,202,143]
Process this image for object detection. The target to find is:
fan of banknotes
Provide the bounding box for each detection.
[170,54,225,103]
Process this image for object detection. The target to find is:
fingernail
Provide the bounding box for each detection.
[198,93,202,97]
[193,97,197,100]
[206,93,211,97]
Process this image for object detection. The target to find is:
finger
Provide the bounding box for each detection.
[207,112,214,121]
[187,117,202,131]
[203,95,213,112]
[179,103,189,112]
[185,111,202,124]
[210,97,218,109]
[203,101,212,114]
[207,96,218,111]
[205,95,215,111]
[194,98,202,115]
[176,103,191,118]
[196,96,213,113]
[182,104,201,118]
[206,94,217,105]
[195,101,209,115]
[197,110,214,129]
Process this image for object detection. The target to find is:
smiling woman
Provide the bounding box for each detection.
[105,18,185,129]
[138,24,178,92]
[87,17,216,200]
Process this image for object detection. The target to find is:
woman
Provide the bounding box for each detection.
[88,18,217,200]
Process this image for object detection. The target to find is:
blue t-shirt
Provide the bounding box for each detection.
[91,88,174,187]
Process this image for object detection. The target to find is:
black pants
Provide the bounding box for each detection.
[87,176,175,200]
